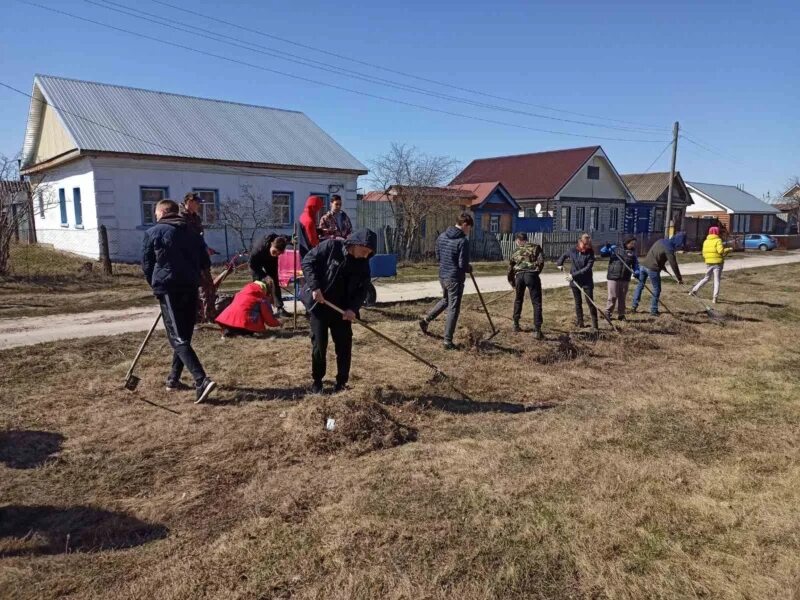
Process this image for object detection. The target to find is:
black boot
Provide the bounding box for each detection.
[512,320,521,333]
[533,328,544,340]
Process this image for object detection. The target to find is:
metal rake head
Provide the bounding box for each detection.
[123,373,141,391]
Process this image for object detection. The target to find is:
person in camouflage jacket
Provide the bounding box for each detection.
[507,233,545,339]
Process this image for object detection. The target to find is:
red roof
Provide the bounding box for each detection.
[447,181,504,207]
[450,146,599,200]
[362,186,476,204]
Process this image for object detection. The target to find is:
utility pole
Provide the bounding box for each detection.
[664,121,679,237]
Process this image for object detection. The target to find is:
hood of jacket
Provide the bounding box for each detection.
[667,231,686,251]
[343,228,377,254]
[156,215,187,228]
[303,195,324,217]
[444,225,466,240]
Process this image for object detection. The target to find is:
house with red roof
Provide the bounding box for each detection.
[450,146,634,242]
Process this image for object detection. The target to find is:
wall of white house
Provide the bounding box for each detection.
[557,154,629,201]
[686,191,730,214]
[32,157,101,258]
[32,156,360,262]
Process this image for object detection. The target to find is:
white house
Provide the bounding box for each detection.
[685,182,780,234]
[20,75,368,261]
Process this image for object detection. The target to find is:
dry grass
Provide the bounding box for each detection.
[1,264,800,599]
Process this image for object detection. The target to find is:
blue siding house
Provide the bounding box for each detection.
[621,172,693,234]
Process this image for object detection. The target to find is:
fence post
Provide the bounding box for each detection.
[98,224,112,275]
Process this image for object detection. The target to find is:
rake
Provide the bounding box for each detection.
[611,250,676,317]
[324,301,472,400]
[469,272,499,340]
[568,276,620,334]
[665,269,724,321]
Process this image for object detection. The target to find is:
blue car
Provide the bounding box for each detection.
[743,233,777,251]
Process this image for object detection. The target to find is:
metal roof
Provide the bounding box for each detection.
[686,182,779,214]
[22,75,367,173]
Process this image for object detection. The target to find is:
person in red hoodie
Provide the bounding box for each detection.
[215,280,281,337]
[298,195,324,257]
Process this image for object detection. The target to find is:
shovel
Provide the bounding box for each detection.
[123,312,162,390]
[469,272,499,340]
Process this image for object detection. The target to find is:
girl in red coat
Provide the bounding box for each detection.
[215,280,281,337]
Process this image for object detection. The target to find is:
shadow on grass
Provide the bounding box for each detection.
[376,389,556,415]
[212,385,309,404]
[719,299,786,308]
[0,505,168,557]
[362,307,421,322]
[0,430,64,469]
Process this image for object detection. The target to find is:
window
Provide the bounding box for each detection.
[73,187,83,227]
[192,189,219,225]
[609,207,619,231]
[732,214,751,233]
[141,187,168,226]
[574,206,586,231]
[560,206,571,231]
[311,192,330,212]
[58,188,68,226]
[762,215,774,232]
[653,208,665,233]
[38,190,44,218]
[270,191,293,227]
[524,208,537,218]
[587,165,600,180]
[589,207,599,231]
[489,214,500,233]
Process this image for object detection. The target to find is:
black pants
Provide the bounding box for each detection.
[250,265,284,309]
[158,289,207,386]
[309,307,353,386]
[570,282,598,325]
[512,271,543,329]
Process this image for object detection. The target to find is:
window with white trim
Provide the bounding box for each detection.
[574,206,586,231]
[589,207,599,231]
[762,214,774,232]
[560,206,571,231]
[73,187,83,227]
[270,192,292,227]
[732,214,751,233]
[58,188,68,226]
[141,187,168,226]
[489,214,500,233]
[609,207,619,231]
[192,189,219,225]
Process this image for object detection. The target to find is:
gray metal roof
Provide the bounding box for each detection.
[22,75,367,173]
[686,181,779,214]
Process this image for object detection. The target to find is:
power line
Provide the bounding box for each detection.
[680,133,744,165]
[148,0,667,132]
[84,0,668,135]
[18,1,669,144]
[0,81,347,187]
[642,140,673,173]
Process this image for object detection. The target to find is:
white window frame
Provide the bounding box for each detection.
[141,186,168,226]
[489,214,500,233]
[270,191,293,227]
[192,188,219,225]
[561,206,571,231]
[609,207,619,231]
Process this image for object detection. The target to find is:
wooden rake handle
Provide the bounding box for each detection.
[469,272,497,335]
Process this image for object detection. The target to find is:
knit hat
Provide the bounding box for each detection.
[708,226,720,235]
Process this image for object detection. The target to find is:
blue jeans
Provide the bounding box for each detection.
[632,268,662,314]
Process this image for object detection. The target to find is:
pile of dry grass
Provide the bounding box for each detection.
[282,395,417,457]
[534,334,587,365]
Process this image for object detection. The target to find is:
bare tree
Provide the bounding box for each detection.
[369,143,460,261]
[780,176,800,234]
[0,153,51,276]
[219,185,284,250]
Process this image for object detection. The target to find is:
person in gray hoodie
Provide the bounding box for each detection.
[632,232,686,316]
[418,213,474,349]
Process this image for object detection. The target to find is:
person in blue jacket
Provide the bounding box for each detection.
[142,199,216,404]
[556,232,598,332]
[418,213,474,350]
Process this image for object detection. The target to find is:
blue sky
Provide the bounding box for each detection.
[1,0,797,197]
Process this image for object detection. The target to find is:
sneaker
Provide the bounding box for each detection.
[575,320,586,328]
[533,329,544,341]
[310,381,324,394]
[443,341,456,351]
[418,319,429,334]
[194,378,216,404]
[618,315,626,322]
[334,382,349,393]
[712,297,718,304]
[165,379,190,392]
[512,321,521,333]
[650,311,660,317]
[631,306,638,314]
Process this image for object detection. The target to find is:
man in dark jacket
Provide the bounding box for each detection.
[600,236,638,321]
[508,232,545,339]
[556,233,598,331]
[249,233,289,316]
[142,199,216,403]
[180,192,216,323]
[301,228,377,394]
[632,232,686,316]
[418,213,474,350]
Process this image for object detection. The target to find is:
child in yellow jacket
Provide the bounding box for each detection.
[690,226,731,303]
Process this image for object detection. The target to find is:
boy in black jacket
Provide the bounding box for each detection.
[142,199,216,403]
[249,233,289,316]
[301,228,377,394]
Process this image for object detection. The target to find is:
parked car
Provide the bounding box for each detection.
[743,233,777,251]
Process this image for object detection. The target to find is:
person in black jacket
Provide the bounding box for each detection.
[142,199,216,404]
[301,228,377,394]
[600,236,638,321]
[418,213,474,350]
[556,233,598,331]
[249,233,289,316]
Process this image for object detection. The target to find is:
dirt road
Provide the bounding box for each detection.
[2,251,798,349]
